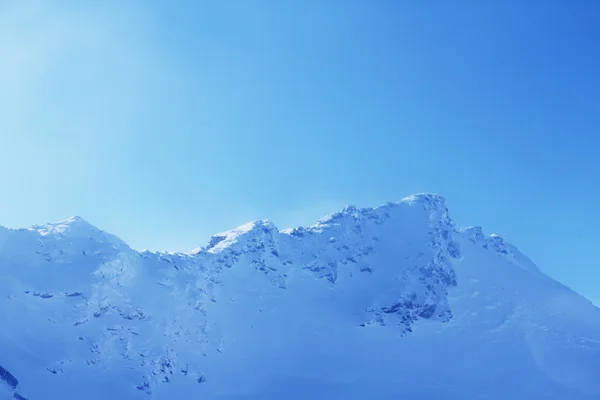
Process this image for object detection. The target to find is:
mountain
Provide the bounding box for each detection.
[1,194,599,400]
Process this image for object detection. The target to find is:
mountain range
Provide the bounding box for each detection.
[1,194,599,399]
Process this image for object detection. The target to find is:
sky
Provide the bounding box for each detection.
[0,1,599,304]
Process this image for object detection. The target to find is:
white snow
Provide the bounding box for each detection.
[0,193,599,399]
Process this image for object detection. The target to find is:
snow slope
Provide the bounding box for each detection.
[1,194,599,399]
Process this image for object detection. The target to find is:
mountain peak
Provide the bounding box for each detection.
[32,216,98,236]
[461,226,486,244]
[400,193,447,207]
[27,216,129,251]
[202,219,277,253]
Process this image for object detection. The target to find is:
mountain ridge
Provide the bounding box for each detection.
[3,193,519,257]
[1,193,599,399]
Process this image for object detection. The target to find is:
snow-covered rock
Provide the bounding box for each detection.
[0,194,599,399]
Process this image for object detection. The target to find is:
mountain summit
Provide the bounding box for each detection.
[1,194,599,400]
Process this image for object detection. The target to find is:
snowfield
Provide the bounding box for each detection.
[1,194,599,399]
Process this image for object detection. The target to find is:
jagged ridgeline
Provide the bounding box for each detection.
[0,194,599,400]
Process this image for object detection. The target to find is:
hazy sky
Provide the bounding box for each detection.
[1,1,598,304]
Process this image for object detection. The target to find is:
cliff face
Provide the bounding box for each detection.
[1,194,599,400]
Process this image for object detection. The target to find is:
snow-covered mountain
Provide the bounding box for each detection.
[1,194,599,400]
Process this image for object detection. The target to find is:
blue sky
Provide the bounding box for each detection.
[0,1,598,303]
